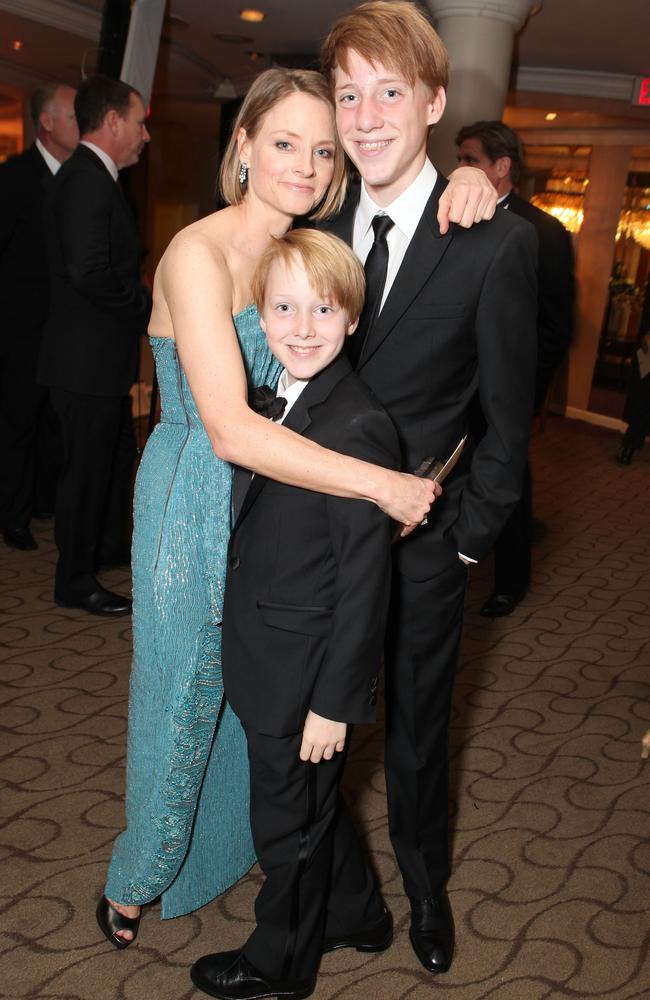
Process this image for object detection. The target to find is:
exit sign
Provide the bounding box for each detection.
[633,77,650,106]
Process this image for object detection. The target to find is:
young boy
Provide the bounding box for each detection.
[190,229,401,1000]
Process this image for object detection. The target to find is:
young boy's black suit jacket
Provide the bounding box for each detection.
[222,353,401,738]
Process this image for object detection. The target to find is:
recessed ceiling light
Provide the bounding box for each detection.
[240,9,265,23]
[12,39,23,52]
[545,112,557,121]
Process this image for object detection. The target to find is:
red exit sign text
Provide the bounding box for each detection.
[633,77,650,106]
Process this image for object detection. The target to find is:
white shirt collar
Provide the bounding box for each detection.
[81,140,119,181]
[35,138,63,175]
[498,190,511,207]
[276,369,309,420]
[357,158,438,242]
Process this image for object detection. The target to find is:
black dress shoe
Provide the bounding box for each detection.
[616,446,635,466]
[2,527,37,551]
[55,586,132,616]
[409,893,454,974]
[323,908,393,954]
[190,950,315,1000]
[480,590,525,617]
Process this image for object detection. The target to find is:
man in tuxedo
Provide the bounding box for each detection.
[456,120,575,616]
[319,1,537,974]
[38,75,151,615]
[0,83,78,551]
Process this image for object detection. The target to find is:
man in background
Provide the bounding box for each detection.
[38,75,151,616]
[457,120,575,616]
[0,83,78,551]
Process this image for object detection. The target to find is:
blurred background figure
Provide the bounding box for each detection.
[616,276,650,465]
[456,120,575,618]
[0,83,78,552]
[37,75,151,616]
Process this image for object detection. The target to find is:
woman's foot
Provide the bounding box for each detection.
[96,896,142,949]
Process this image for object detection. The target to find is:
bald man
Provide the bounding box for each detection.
[0,83,78,551]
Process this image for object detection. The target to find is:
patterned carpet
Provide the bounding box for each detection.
[1,415,649,1000]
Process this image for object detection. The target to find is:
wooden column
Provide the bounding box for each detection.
[567,145,632,410]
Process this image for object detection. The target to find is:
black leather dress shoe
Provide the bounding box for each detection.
[323,908,393,954]
[55,586,132,616]
[616,446,634,466]
[480,590,525,618]
[190,950,315,1000]
[409,893,455,974]
[2,527,37,551]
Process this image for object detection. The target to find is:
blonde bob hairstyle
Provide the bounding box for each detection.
[251,229,366,325]
[321,0,449,95]
[219,68,348,221]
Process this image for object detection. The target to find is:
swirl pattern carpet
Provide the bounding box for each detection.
[1,416,649,1000]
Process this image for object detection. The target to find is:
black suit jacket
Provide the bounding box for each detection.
[37,144,151,397]
[222,354,401,738]
[0,144,52,341]
[323,173,538,579]
[503,191,575,408]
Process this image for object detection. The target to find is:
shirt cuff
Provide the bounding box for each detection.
[458,551,477,564]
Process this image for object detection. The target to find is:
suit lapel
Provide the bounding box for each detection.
[233,356,352,529]
[359,174,454,368]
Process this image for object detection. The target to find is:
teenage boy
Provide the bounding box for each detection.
[191,229,401,1000]
[319,0,538,975]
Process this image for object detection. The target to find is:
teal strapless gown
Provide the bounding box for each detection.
[105,305,281,918]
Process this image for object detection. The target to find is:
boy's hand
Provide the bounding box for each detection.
[300,711,347,763]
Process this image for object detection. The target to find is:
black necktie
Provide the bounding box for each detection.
[348,213,394,369]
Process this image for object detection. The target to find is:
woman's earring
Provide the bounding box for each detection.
[239,161,248,185]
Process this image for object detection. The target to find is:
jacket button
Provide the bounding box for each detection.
[229,556,240,570]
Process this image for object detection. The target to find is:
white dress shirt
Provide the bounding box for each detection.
[80,140,119,181]
[35,138,62,175]
[352,160,476,564]
[353,158,437,312]
[276,369,309,422]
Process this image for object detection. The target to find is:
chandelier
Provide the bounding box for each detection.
[530,172,588,233]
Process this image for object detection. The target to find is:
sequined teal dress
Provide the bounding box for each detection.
[105,306,281,918]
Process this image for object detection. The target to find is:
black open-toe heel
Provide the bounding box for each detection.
[96,895,142,949]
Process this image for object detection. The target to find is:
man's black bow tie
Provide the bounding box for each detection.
[250,384,287,421]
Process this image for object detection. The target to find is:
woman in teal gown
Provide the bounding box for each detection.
[105,313,280,919]
[98,63,487,946]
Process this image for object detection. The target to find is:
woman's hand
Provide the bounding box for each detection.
[438,166,498,234]
[375,470,441,531]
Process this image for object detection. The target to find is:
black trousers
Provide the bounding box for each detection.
[492,463,532,596]
[50,387,135,598]
[384,554,468,900]
[242,725,384,982]
[0,337,60,527]
[622,374,650,449]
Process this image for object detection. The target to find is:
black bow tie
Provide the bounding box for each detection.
[250,384,287,421]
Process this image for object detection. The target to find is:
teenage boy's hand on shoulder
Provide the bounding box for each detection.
[300,710,347,764]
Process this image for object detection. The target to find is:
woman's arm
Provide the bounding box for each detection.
[438,166,498,234]
[159,230,436,526]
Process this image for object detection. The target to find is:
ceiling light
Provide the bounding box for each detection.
[545,112,557,121]
[12,40,23,51]
[240,9,265,22]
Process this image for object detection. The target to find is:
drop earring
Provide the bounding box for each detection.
[239,161,248,185]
